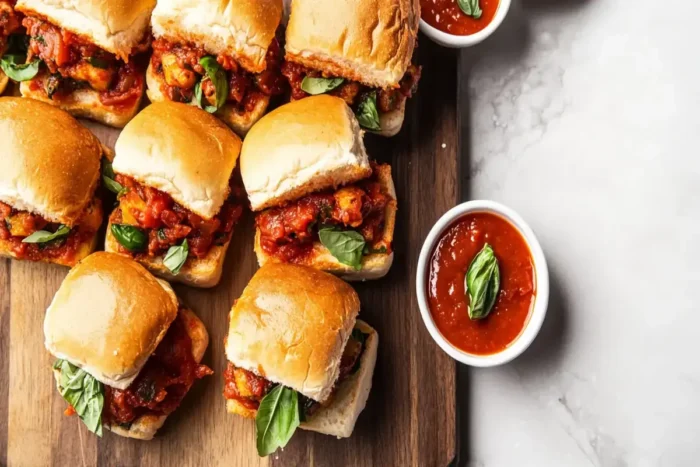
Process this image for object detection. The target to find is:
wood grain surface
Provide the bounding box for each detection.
[0,39,459,467]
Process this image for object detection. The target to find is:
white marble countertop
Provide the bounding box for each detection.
[458,0,700,465]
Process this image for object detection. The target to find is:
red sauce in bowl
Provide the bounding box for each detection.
[427,212,535,355]
[421,0,500,36]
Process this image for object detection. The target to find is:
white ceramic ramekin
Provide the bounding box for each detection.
[419,0,512,48]
[416,200,549,367]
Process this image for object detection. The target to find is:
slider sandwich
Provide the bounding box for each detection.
[45,252,212,439]
[148,0,287,136]
[0,0,24,94]
[241,95,397,280]
[224,263,378,455]
[105,102,244,288]
[15,0,155,127]
[282,0,422,137]
[0,97,103,266]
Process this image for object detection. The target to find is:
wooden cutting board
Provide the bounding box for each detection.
[0,40,459,467]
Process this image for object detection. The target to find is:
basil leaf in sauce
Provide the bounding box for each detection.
[457,0,483,19]
[318,225,366,270]
[0,55,40,82]
[465,243,501,320]
[300,76,344,95]
[197,56,228,112]
[355,91,381,132]
[101,159,127,197]
[255,385,300,457]
[163,239,188,275]
[111,224,147,251]
[22,225,70,244]
[53,359,104,436]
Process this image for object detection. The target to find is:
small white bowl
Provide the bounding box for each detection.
[416,200,549,367]
[419,0,511,48]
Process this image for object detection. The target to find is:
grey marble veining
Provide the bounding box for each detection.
[457,0,700,465]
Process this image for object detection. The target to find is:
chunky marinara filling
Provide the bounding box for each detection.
[223,330,366,416]
[0,199,102,263]
[0,1,21,52]
[256,163,392,263]
[109,174,244,259]
[105,309,213,425]
[22,16,144,107]
[150,37,286,112]
[282,62,421,114]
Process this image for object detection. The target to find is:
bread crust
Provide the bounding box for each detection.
[285,0,419,88]
[104,216,232,288]
[241,95,371,211]
[0,97,103,225]
[151,0,283,73]
[377,99,405,138]
[225,263,360,402]
[19,73,144,128]
[254,164,397,281]
[146,62,268,137]
[16,0,155,60]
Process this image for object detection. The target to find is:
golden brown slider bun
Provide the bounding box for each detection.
[16,0,156,61]
[225,263,360,403]
[254,163,397,281]
[0,70,8,94]
[377,99,406,138]
[113,101,242,219]
[285,0,419,89]
[151,0,283,74]
[241,95,371,212]
[44,252,179,390]
[19,72,144,128]
[145,62,270,137]
[300,319,378,438]
[0,97,102,224]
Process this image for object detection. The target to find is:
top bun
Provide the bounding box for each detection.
[225,263,360,402]
[44,252,179,390]
[151,0,283,73]
[240,95,371,212]
[0,97,102,225]
[285,0,419,88]
[113,102,242,220]
[16,0,155,61]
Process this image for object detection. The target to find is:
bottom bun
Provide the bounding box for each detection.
[20,74,143,128]
[376,99,405,138]
[105,217,231,288]
[0,230,98,267]
[53,307,209,441]
[146,63,269,137]
[300,320,378,438]
[0,70,8,94]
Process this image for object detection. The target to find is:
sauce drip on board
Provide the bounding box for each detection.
[427,212,535,355]
[421,0,500,36]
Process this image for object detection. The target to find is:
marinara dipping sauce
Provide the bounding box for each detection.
[421,0,500,36]
[427,212,535,355]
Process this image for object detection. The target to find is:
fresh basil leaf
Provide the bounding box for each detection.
[88,56,110,69]
[355,92,381,132]
[22,225,70,244]
[101,159,126,196]
[256,385,300,457]
[163,239,188,275]
[111,224,147,251]
[0,55,40,82]
[54,359,104,436]
[198,56,228,112]
[465,243,501,320]
[457,0,483,19]
[300,76,344,95]
[318,225,366,270]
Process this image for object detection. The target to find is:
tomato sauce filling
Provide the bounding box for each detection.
[104,309,213,425]
[281,61,421,113]
[420,0,500,36]
[109,174,244,260]
[150,36,286,112]
[427,212,536,355]
[22,16,144,107]
[0,199,102,264]
[0,1,21,52]
[255,163,392,263]
[223,331,366,416]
